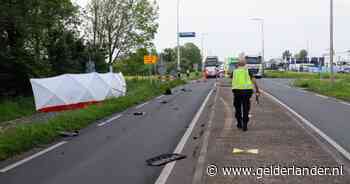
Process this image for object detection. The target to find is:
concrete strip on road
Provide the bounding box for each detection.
[0,141,67,173]
[262,90,350,161]
[155,86,215,184]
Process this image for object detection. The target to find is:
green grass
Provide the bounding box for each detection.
[294,78,350,102]
[265,70,350,80]
[0,79,186,161]
[0,97,36,123]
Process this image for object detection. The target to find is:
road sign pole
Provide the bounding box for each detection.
[330,0,335,84]
[177,0,181,74]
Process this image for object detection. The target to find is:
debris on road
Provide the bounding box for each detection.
[146,153,187,166]
[164,88,172,95]
[59,131,79,137]
[133,112,146,116]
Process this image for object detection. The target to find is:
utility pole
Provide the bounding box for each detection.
[176,0,181,74]
[330,0,335,83]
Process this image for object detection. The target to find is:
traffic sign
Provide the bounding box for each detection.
[179,32,196,38]
[144,55,158,64]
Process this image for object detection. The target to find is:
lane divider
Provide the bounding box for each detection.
[0,141,68,173]
[155,86,215,184]
[315,94,329,99]
[97,114,123,127]
[262,90,350,161]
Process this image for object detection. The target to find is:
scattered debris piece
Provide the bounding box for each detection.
[134,112,146,116]
[146,153,187,166]
[160,100,168,104]
[193,136,198,140]
[164,88,172,95]
[59,131,79,137]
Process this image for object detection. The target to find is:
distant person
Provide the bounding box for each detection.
[186,69,190,77]
[232,58,260,131]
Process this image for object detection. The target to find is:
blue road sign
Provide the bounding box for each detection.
[179,32,196,38]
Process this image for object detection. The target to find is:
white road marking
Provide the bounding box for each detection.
[156,95,164,99]
[0,141,67,173]
[315,94,329,99]
[135,102,149,109]
[97,114,123,127]
[155,87,214,184]
[339,101,350,106]
[262,90,350,161]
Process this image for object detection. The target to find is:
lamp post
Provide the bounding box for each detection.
[330,0,335,83]
[250,18,265,63]
[176,0,181,73]
[201,33,208,72]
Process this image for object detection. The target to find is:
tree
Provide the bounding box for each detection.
[282,50,292,60]
[86,0,159,66]
[180,43,202,71]
[113,48,152,75]
[298,49,308,60]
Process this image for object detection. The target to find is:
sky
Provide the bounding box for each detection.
[74,0,350,60]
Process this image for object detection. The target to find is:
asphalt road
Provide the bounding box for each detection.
[260,78,350,155]
[0,80,214,184]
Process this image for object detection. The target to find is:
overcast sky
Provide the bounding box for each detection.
[75,0,350,60]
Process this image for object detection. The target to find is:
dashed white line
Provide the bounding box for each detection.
[315,94,329,99]
[97,114,123,127]
[340,101,350,106]
[135,102,149,109]
[156,95,164,99]
[0,141,67,173]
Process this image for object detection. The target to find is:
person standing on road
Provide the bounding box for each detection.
[232,58,260,131]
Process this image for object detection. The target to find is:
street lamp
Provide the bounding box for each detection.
[250,18,265,63]
[330,0,335,83]
[176,0,181,73]
[201,33,208,71]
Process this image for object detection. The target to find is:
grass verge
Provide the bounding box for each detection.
[264,70,350,80]
[0,97,35,123]
[294,78,350,102]
[0,79,186,161]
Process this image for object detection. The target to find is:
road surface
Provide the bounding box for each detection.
[260,78,350,155]
[0,80,215,184]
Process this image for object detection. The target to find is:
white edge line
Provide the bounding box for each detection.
[154,87,214,184]
[339,101,350,106]
[0,141,67,173]
[262,90,350,161]
[156,95,165,99]
[98,114,123,127]
[135,102,149,109]
[315,94,329,99]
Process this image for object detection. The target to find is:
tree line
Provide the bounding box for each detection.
[0,0,159,96]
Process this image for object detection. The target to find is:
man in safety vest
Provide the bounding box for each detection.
[232,58,260,131]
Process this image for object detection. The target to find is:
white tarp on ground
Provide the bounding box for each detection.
[30,72,127,111]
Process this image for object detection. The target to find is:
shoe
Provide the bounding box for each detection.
[242,124,248,131]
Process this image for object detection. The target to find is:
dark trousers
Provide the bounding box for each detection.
[233,89,253,129]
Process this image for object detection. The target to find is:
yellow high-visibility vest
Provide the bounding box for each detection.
[232,67,253,90]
